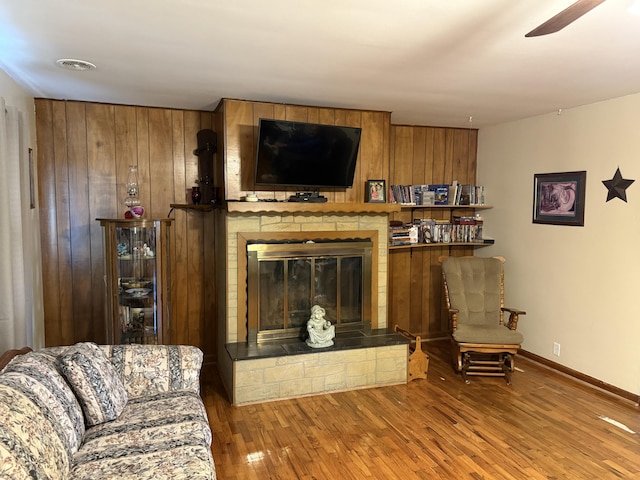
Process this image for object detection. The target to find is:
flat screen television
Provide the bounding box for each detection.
[254,118,362,189]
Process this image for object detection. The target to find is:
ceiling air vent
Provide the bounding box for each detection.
[55,59,96,71]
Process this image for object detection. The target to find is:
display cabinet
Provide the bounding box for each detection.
[98,218,173,345]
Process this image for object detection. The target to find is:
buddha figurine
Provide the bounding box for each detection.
[305,305,335,348]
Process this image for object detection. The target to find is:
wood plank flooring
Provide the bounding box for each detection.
[203,340,640,479]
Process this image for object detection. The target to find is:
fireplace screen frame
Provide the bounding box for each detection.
[247,241,373,344]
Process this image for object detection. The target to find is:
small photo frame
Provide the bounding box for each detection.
[366,180,386,203]
[533,171,586,226]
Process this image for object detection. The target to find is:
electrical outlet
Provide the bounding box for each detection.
[553,342,561,356]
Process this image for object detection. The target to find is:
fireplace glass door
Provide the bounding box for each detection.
[247,241,372,343]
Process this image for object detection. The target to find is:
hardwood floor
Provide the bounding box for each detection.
[203,340,640,479]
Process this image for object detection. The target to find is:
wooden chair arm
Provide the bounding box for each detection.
[0,346,32,371]
[502,307,526,330]
[448,308,459,331]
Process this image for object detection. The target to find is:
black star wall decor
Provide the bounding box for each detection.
[602,168,634,202]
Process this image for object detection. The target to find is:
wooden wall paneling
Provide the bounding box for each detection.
[360,111,386,200]
[135,108,151,216]
[49,101,74,345]
[386,125,478,339]
[443,129,456,185]
[468,129,478,183]
[115,106,138,213]
[171,111,187,206]
[408,127,427,336]
[451,128,469,185]
[180,112,202,348]
[222,100,389,204]
[35,100,63,346]
[214,209,227,353]
[411,127,427,185]
[431,128,447,184]
[213,107,225,202]
[284,104,308,122]
[45,103,73,342]
[317,108,337,203]
[343,110,362,204]
[390,126,414,185]
[271,104,288,201]
[306,107,320,124]
[202,208,217,358]
[147,109,174,216]
[170,111,189,345]
[87,103,117,345]
[172,207,189,344]
[186,211,205,347]
[186,111,210,350]
[331,110,348,204]
[272,103,286,120]
[251,103,276,200]
[36,100,216,353]
[388,250,411,332]
[237,103,262,196]
[223,100,253,200]
[387,126,412,333]
[428,247,447,337]
[408,249,425,335]
[213,104,226,355]
[66,102,93,342]
[389,125,413,225]
[199,109,217,358]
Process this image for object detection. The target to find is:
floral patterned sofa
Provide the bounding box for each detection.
[0,342,216,479]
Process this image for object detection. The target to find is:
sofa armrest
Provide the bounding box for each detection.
[99,344,204,398]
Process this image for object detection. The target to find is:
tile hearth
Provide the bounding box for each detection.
[227,330,409,405]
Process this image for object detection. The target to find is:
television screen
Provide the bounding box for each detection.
[254,119,362,189]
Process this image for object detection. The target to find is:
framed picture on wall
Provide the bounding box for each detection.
[533,171,586,226]
[366,180,386,203]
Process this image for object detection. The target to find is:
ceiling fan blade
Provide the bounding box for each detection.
[525,0,606,37]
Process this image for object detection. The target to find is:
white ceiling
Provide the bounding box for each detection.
[1,0,640,128]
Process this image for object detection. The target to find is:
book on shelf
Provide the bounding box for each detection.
[428,184,449,205]
[394,217,485,245]
[389,222,418,245]
[389,184,415,205]
[388,182,485,206]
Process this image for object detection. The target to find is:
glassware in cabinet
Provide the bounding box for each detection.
[98,218,172,345]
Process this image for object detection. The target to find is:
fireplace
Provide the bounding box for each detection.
[247,240,373,344]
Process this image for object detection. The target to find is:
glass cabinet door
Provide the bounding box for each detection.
[98,218,172,345]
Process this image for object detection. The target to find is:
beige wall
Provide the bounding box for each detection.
[0,68,35,119]
[0,68,44,349]
[477,93,640,395]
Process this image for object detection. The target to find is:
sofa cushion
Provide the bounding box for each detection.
[70,390,215,480]
[0,350,87,479]
[59,342,128,427]
[100,344,204,397]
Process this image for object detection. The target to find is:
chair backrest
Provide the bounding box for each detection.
[441,256,504,327]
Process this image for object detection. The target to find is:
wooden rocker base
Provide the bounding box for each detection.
[452,341,520,385]
[395,326,429,381]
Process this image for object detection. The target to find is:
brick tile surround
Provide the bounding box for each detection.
[221,210,406,405]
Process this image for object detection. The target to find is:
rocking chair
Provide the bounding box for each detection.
[440,256,526,384]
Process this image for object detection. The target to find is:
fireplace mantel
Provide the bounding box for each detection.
[226,201,400,215]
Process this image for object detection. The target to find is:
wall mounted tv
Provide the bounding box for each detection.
[254,118,362,189]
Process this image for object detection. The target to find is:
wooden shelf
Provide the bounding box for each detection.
[389,239,495,251]
[226,201,401,215]
[169,203,215,212]
[399,204,492,210]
